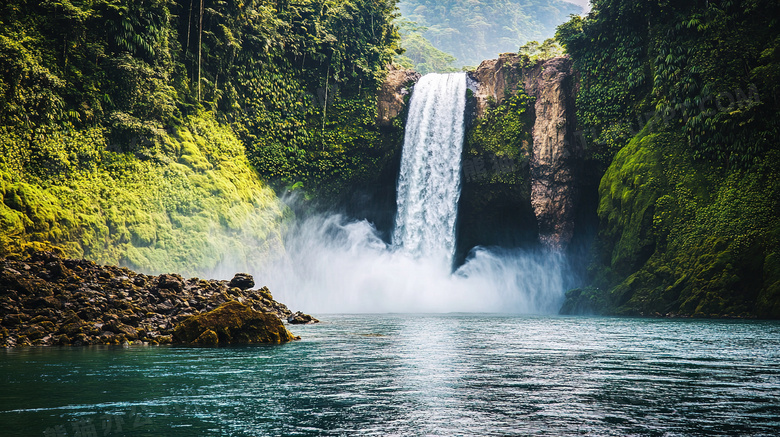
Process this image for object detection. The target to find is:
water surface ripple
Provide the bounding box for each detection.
[2,315,779,436]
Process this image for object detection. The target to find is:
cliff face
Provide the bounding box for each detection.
[561,129,780,318]
[469,54,528,119]
[467,55,579,249]
[377,66,421,127]
[528,57,579,249]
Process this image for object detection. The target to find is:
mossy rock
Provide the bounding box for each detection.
[587,127,780,318]
[559,287,610,315]
[172,301,296,345]
[193,329,219,346]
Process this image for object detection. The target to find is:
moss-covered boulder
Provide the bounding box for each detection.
[173,301,297,345]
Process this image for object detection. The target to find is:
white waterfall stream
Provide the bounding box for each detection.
[392,73,466,263]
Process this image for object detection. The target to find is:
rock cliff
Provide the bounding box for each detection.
[377,65,421,126]
[528,56,579,249]
[468,54,579,249]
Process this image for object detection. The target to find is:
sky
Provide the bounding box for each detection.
[563,0,590,13]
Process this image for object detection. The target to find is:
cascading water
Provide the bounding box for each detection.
[248,73,571,314]
[392,73,466,263]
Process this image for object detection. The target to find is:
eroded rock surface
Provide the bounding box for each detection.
[377,65,421,126]
[529,56,579,249]
[468,55,580,248]
[288,311,320,325]
[173,301,297,345]
[0,252,301,347]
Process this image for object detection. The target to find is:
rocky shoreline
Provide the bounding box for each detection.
[0,252,317,347]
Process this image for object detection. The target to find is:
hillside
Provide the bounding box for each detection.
[557,0,780,318]
[396,0,583,69]
[0,0,403,275]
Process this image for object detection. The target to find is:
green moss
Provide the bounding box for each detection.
[193,329,219,346]
[457,85,537,258]
[173,301,296,345]
[589,126,780,317]
[0,113,289,277]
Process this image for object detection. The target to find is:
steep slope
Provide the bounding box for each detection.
[557,0,780,318]
[457,53,579,259]
[1,114,289,277]
[0,0,404,275]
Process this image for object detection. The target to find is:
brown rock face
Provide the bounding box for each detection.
[469,53,528,119]
[376,65,421,126]
[468,55,579,249]
[529,57,579,249]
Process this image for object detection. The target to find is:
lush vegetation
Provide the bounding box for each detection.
[557,0,780,169]
[0,113,289,277]
[0,0,406,273]
[557,0,780,317]
[397,0,582,68]
[393,18,459,74]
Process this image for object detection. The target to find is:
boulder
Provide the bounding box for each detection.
[228,273,254,290]
[287,311,320,325]
[172,301,297,345]
[157,274,184,292]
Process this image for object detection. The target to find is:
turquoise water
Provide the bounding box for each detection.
[2,315,780,436]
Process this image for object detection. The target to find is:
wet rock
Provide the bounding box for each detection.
[287,312,320,325]
[173,301,297,345]
[3,314,25,326]
[0,252,307,347]
[193,329,219,346]
[158,274,184,292]
[228,273,255,290]
[23,325,46,340]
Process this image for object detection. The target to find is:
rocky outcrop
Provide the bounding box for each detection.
[468,53,528,119]
[0,252,314,347]
[288,311,320,325]
[468,55,579,249]
[228,273,255,290]
[173,301,297,345]
[377,65,421,126]
[529,56,579,249]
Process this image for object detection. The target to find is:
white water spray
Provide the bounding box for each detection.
[253,73,569,314]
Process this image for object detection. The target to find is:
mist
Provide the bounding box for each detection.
[250,213,571,314]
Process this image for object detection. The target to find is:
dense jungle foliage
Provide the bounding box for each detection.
[397,0,581,69]
[557,0,780,317]
[0,0,403,272]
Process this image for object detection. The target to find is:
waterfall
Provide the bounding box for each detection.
[254,72,569,315]
[392,73,467,263]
